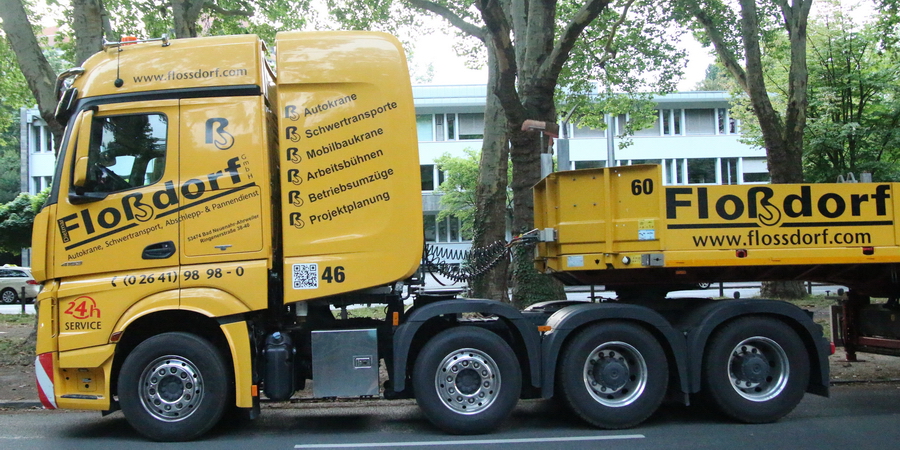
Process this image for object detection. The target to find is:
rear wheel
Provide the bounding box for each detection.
[118,332,230,441]
[413,326,521,434]
[0,288,18,304]
[701,317,809,423]
[558,322,668,429]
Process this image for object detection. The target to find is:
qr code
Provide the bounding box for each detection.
[292,263,318,290]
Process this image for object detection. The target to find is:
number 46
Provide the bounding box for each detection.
[322,266,345,283]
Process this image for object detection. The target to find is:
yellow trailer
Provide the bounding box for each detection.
[535,164,899,297]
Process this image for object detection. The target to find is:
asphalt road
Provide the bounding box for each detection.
[1,384,899,450]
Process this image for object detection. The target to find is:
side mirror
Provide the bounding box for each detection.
[71,109,94,188]
[55,87,78,123]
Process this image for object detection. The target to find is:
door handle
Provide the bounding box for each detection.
[142,241,176,259]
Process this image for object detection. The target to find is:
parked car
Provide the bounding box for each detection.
[0,266,40,304]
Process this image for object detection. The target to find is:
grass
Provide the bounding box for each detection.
[786,294,841,309]
[0,314,34,327]
[333,305,388,320]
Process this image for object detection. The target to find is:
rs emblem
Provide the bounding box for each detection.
[206,118,235,150]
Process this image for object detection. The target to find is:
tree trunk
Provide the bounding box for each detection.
[71,0,107,65]
[171,0,206,38]
[0,0,65,142]
[507,95,566,308]
[760,281,806,300]
[470,42,510,302]
[687,0,811,300]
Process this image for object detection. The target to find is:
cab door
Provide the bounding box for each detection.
[176,96,271,314]
[53,101,181,351]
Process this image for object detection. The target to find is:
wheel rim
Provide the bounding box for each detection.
[582,341,648,407]
[727,336,789,402]
[433,348,501,415]
[1,290,15,303]
[137,355,204,422]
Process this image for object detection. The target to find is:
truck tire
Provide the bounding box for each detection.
[118,332,230,441]
[558,322,668,429]
[1,288,18,304]
[413,326,521,434]
[701,317,809,423]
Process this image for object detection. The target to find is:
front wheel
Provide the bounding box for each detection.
[701,317,809,423]
[413,326,521,434]
[118,332,230,441]
[558,322,668,429]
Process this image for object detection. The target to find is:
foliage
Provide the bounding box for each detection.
[89,0,312,43]
[719,2,900,183]
[434,148,510,237]
[0,37,34,203]
[0,37,32,150]
[694,64,733,91]
[557,1,687,134]
[676,0,812,185]
[803,4,900,183]
[0,189,48,255]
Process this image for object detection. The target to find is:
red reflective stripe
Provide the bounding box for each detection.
[35,353,56,409]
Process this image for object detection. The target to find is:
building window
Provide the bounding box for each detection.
[687,159,716,184]
[630,159,662,166]
[446,114,456,140]
[423,214,436,241]
[574,160,606,169]
[665,159,686,184]
[426,214,471,242]
[435,115,445,141]
[416,115,433,141]
[743,172,770,183]
[457,113,484,140]
[421,164,436,191]
[661,109,683,136]
[717,108,739,134]
[685,109,715,135]
[421,165,445,191]
[720,158,739,184]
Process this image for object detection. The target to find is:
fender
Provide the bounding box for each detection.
[219,320,254,408]
[114,288,255,407]
[392,299,542,393]
[682,299,830,396]
[540,303,690,399]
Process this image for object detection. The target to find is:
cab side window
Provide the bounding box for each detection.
[83,113,168,193]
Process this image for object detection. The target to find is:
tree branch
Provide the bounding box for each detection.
[685,1,749,93]
[541,0,612,83]
[477,0,525,120]
[405,0,486,40]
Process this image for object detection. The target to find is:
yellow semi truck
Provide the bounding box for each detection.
[33,32,837,441]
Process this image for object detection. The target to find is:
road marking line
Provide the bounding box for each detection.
[294,434,645,448]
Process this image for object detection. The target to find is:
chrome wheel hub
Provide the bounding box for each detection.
[138,355,204,422]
